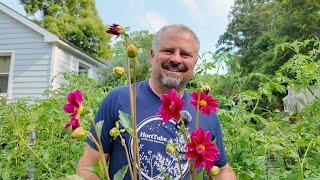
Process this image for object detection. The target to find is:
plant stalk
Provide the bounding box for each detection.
[119,134,134,179]
[88,114,110,180]
[126,56,137,180]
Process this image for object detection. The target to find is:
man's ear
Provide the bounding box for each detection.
[150,49,155,61]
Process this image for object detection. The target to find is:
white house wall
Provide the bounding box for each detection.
[51,46,78,88]
[0,10,52,99]
[52,44,101,89]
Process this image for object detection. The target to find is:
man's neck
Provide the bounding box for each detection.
[148,78,184,97]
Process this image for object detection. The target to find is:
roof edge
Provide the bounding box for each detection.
[57,40,106,67]
[0,2,59,42]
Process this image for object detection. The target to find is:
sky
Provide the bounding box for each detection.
[0,0,234,55]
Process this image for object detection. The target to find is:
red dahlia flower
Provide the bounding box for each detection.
[63,89,84,117]
[190,92,218,115]
[158,89,184,123]
[63,89,84,131]
[185,128,219,170]
[106,23,123,37]
[64,116,80,131]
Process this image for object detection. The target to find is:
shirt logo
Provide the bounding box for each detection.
[129,115,189,180]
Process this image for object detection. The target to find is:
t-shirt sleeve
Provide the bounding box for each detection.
[212,113,228,167]
[86,90,119,154]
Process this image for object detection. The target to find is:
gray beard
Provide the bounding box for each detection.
[157,73,185,89]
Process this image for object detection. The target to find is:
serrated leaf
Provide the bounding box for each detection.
[113,165,128,180]
[95,120,104,139]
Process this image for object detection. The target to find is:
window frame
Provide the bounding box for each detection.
[0,51,15,99]
[77,60,92,76]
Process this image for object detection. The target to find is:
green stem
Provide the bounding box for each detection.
[196,92,200,129]
[17,130,65,177]
[27,145,65,176]
[119,134,134,179]
[306,86,320,100]
[133,57,142,180]
[126,56,137,180]
[252,94,261,114]
[192,161,196,180]
[300,139,314,180]
[175,151,183,180]
[88,114,110,180]
[87,132,109,180]
[68,139,76,171]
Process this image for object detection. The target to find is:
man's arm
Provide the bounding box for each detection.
[76,144,109,180]
[215,163,236,180]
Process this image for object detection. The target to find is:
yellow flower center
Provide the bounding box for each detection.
[77,104,84,117]
[198,144,206,151]
[199,100,207,107]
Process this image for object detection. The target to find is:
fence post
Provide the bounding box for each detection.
[27,129,36,179]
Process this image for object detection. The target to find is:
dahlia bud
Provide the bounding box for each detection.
[201,83,211,95]
[209,166,220,177]
[109,127,120,138]
[72,127,87,140]
[166,143,176,155]
[113,67,125,76]
[127,44,138,58]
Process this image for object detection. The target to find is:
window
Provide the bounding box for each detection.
[78,62,89,75]
[0,56,11,94]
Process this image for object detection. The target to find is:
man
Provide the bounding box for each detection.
[77,24,236,179]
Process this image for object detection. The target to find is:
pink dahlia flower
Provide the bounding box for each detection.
[63,89,84,131]
[158,89,184,123]
[190,92,218,115]
[185,128,219,170]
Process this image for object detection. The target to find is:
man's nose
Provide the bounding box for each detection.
[170,51,182,64]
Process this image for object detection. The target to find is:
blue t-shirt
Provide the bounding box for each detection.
[87,80,227,179]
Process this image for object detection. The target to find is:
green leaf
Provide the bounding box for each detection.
[196,169,204,180]
[62,174,84,180]
[118,111,134,136]
[118,111,131,128]
[113,165,128,180]
[84,158,105,179]
[95,120,104,139]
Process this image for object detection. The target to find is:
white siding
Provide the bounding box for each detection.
[283,86,320,112]
[52,44,101,89]
[51,46,78,88]
[0,10,52,99]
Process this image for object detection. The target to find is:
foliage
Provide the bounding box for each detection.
[98,30,153,87]
[190,39,320,179]
[19,0,113,60]
[0,73,106,179]
[1,39,319,179]
[218,0,320,75]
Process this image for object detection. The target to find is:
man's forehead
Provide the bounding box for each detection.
[161,28,194,37]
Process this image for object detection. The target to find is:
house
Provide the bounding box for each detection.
[283,86,320,112]
[0,2,106,100]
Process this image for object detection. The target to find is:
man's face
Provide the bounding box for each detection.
[150,28,198,90]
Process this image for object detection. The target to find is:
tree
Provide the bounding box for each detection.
[20,0,112,60]
[218,0,320,75]
[99,30,154,86]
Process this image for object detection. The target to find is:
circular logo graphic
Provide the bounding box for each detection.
[129,116,189,180]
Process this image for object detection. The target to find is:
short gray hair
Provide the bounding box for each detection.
[152,24,200,55]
